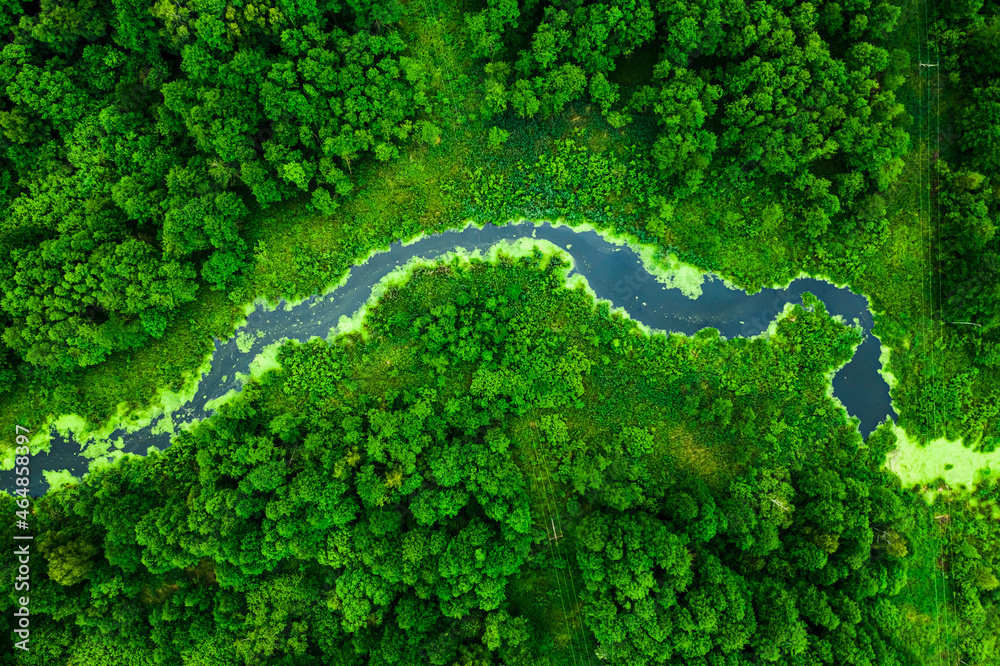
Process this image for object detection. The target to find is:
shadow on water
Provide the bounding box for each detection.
[4,221,896,496]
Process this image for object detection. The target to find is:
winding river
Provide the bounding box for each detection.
[2,221,896,496]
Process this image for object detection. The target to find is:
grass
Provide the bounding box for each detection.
[891,497,965,666]
[509,418,597,665]
[662,178,799,293]
[507,561,594,664]
[0,286,243,460]
[664,423,737,492]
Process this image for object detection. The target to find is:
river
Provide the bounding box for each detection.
[1,220,895,496]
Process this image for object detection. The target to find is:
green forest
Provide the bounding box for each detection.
[0,0,998,663]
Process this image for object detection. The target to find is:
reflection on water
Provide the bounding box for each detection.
[3,221,895,496]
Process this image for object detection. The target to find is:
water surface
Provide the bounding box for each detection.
[3,221,895,495]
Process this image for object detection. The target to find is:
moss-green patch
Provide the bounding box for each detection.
[235,330,264,353]
[966,495,1000,520]
[51,414,90,446]
[150,414,174,436]
[80,436,113,460]
[535,216,710,299]
[43,469,80,490]
[87,449,127,474]
[886,424,1000,502]
[647,252,707,299]
[878,339,899,394]
[483,235,567,264]
[204,389,241,414]
[248,340,286,380]
[665,424,733,490]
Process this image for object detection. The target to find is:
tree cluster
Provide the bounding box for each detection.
[0,252,925,665]
[930,1,1000,346]
[0,0,427,377]
[468,0,910,271]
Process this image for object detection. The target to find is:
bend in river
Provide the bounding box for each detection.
[3,220,896,496]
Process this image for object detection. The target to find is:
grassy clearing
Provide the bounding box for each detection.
[507,560,593,665]
[888,424,1000,497]
[663,180,799,292]
[664,424,737,492]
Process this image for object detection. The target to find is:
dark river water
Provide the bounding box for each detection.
[3,221,896,496]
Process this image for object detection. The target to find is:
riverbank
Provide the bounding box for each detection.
[0,221,895,496]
